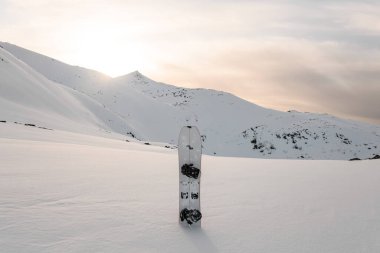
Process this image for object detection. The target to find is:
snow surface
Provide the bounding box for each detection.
[0,45,140,139]
[1,42,379,160]
[1,40,380,251]
[1,123,380,252]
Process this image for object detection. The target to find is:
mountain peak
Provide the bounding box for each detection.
[132,70,142,76]
[112,70,155,86]
[131,70,147,80]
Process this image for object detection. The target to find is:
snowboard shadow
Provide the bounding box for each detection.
[180,226,218,253]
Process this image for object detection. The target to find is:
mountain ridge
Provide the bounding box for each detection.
[1,42,379,160]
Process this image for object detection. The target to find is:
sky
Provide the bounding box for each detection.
[1,0,380,124]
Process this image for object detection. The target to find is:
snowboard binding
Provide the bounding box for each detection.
[191,193,199,199]
[181,192,189,199]
[180,208,202,225]
[181,164,200,179]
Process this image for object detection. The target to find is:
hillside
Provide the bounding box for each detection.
[1,42,379,160]
[0,46,140,139]
[0,42,110,92]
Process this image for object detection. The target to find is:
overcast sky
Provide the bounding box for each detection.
[1,0,380,124]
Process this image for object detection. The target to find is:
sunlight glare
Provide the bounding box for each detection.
[71,23,150,77]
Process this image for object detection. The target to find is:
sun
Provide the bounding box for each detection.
[70,23,151,77]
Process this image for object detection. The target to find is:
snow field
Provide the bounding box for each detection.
[1,125,379,252]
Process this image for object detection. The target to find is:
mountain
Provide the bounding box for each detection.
[0,42,110,93]
[0,44,140,138]
[1,41,379,160]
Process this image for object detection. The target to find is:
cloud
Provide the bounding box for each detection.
[0,0,379,124]
[152,39,380,124]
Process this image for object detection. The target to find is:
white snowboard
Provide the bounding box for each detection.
[178,126,202,226]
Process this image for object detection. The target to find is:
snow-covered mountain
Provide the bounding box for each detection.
[1,41,379,160]
[0,44,140,138]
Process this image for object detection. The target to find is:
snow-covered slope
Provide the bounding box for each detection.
[0,42,110,93]
[1,42,379,160]
[94,72,380,160]
[0,46,140,138]
[1,123,379,253]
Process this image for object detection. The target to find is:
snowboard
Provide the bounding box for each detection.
[178,126,202,226]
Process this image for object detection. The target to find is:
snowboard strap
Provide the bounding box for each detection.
[180,208,202,225]
[181,164,200,179]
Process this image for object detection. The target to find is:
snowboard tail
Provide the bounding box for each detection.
[180,208,202,225]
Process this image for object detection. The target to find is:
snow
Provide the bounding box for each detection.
[1,40,380,251]
[0,45,140,139]
[1,123,380,252]
[1,41,379,160]
[0,42,110,93]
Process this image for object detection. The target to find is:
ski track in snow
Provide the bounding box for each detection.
[1,125,379,253]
